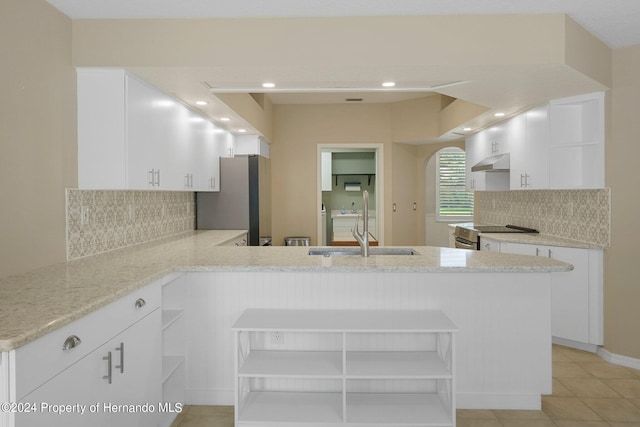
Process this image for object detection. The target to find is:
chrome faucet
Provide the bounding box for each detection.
[351,201,356,213]
[352,190,370,257]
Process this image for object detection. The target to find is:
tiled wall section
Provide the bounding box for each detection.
[474,189,610,246]
[66,189,195,260]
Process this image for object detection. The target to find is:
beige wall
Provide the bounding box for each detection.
[0,0,76,278]
[271,103,392,246]
[271,98,463,247]
[607,45,640,359]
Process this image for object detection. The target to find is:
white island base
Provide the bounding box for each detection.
[185,270,552,411]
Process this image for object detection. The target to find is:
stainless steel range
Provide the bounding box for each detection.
[453,224,539,250]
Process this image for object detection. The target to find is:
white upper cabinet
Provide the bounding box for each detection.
[235,134,270,158]
[548,92,605,189]
[465,124,509,192]
[78,69,226,192]
[509,105,550,190]
[466,91,604,192]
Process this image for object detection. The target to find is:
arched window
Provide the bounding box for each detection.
[435,147,473,221]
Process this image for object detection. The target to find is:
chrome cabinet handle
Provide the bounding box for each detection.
[115,342,124,374]
[62,335,81,351]
[103,351,112,384]
[148,169,155,186]
[134,298,146,309]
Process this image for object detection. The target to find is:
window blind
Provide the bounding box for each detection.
[436,148,473,220]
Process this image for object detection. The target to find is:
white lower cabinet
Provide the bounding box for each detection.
[479,236,501,252]
[500,242,603,347]
[232,309,457,427]
[9,281,162,427]
[220,233,248,247]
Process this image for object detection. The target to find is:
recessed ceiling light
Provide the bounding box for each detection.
[463,127,472,131]
[494,112,505,117]
[220,117,231,122]
[238,129,247,133]
[195,101,208,106]
[382,82,396,88]
[262,82,275,88]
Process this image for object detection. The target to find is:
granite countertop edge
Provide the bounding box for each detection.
[0,230,571,352]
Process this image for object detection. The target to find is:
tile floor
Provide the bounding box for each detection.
[171,345,640,427]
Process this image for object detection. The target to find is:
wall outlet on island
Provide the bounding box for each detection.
[271,331,284,345]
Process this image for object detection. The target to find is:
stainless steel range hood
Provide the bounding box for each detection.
[471,153,510,172]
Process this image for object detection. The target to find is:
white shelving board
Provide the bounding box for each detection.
[232,309,457,333]
[232,309,457,427]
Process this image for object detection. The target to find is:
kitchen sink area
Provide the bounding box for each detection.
[308,247,419,256]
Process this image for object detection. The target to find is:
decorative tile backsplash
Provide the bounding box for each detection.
[66,189,195,260]
[474,189,610,247]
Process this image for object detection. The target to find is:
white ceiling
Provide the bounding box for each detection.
[48,0,640,48]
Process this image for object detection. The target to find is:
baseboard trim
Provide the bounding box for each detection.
[552,336,599,352]
[597,347,640,370]
[457,393,541,410]
[187,389,234,406]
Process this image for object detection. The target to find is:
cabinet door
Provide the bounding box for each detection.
[479,237,500,252]
[548,247,590,343]
[194,121,224,192]
[509,105,549,190]
[110,310,162,427]
[509,114,528,190]
[501,243,590,344]
[126,75,170,189]
[77,69,128,189]
[16,342,112,427]
[524,105,550,189]
[465,132,486,191]
[488,121,509,155]
[500,242,537,256]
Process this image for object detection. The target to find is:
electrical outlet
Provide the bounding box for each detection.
[81,206,90,225]
[271,331,284,345]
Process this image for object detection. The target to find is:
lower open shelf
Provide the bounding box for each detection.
[347,393,452,425]
[237,391,453,426]
[238,391,342,424]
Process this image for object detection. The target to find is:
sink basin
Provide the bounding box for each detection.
[308,247,419,256]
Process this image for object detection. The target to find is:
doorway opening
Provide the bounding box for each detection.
[317,144,384,246]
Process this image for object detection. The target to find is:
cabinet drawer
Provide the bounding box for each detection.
[13,280,160,400]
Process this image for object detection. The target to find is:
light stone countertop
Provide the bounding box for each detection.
[0,230,571,352]
[448,222,605,249]
[331,209,376,219]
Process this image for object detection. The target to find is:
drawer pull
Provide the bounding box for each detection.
[134,298,146,309]
[62,335,82,351]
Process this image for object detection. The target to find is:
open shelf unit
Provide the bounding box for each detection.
[161,274,186,427]
[232,309,457,427]
[548,92,604,189]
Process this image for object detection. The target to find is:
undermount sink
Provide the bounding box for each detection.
[308,247,419,256]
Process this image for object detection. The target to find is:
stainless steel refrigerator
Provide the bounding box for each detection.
[196,155,271,246]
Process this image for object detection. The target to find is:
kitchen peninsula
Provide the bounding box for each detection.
[0,230,571,426]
